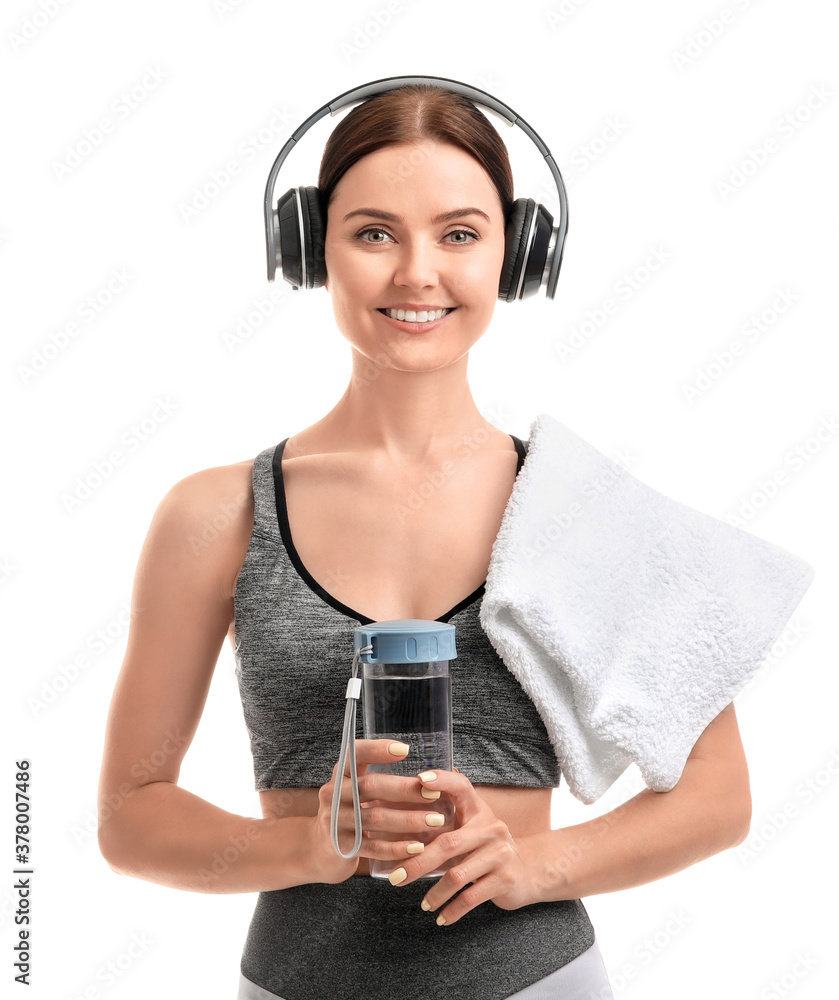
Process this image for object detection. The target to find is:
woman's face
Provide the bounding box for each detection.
[323,140,507,374]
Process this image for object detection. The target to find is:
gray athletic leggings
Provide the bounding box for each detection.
[237,877,615,999]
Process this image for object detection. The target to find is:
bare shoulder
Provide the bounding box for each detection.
[163,457,254,515]
[149,458,256,598]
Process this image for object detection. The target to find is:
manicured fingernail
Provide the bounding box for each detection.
[425,813,445,827]
[436,915,446,926]
[406,842,425,855]
[420,899,431,911]
[421,788,441,800]
[389,867,407,885]
[418,771,437,782]
[389,742,410,756]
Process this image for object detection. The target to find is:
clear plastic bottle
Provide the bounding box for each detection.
[355,620,456,880]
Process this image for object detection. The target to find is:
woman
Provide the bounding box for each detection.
[97,83,752,999]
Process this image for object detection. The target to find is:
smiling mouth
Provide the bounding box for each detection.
[377,307,457,323]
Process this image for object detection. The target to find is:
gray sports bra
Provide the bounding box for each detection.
[232,435,561,789]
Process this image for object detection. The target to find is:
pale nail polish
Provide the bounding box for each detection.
[418,770,437,782]
[420,899,431,911]
[389,742,410,756]
[406,842,425,855]
[425,813,445,827]
[421,788,441,800]
[388,867,407,885]
[436,915,446,926]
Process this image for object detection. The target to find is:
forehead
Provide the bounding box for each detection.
[330,141,501,213]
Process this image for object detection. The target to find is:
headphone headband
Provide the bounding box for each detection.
[264,75,568,297]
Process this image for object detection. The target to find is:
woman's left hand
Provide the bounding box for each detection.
[388,768,538,925]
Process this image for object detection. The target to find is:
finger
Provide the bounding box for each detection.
[359,836,428,862]
[354,738,412,768]
[415,768,483,819]
[358,771,440,805]
[386,817,495,887]
[420,853,502,925]
[332,738,410,782]
[361,802,451,837]
[429,875,497,926]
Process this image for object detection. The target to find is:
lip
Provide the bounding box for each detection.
[380,303,457,311]
[376,307,457,334]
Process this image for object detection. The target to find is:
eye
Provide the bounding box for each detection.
[446,228,480,245]
[356,228,393,243]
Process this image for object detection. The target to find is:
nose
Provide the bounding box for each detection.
[392,237,439,292]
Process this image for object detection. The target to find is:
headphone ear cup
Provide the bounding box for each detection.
[520,203,554,300]
[299,185,328,289]
[276,187,303,288]
[498,199,534,302]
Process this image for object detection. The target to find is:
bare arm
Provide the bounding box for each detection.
[375,701,752,925]
[96,464,318,894]
[518,701,753,901]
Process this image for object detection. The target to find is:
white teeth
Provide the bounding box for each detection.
[384,307,452,323]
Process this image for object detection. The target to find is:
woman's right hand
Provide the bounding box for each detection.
[311,738,447,884]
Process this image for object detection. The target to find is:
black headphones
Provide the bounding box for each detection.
[263,75,568,302]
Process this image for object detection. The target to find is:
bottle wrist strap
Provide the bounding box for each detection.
[329,643,372,860]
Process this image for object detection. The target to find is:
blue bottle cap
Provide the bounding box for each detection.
[353,618,457,663]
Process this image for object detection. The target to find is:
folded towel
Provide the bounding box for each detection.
[480,413,815,805]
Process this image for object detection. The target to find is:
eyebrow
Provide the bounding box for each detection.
[342,207,491,225]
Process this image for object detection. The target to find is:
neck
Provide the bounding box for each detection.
[316,349,497,462]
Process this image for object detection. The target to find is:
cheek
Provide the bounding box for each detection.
[325,244,380,301]
[452,248,505,305]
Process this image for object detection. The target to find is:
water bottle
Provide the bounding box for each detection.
[357,619,456,879]
[330,619,457,880]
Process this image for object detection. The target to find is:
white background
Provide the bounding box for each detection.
[2,0,837,997]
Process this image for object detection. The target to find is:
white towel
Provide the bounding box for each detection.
[480,413,815,805]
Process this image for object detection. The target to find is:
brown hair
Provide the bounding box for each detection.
[317,84,514,223]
